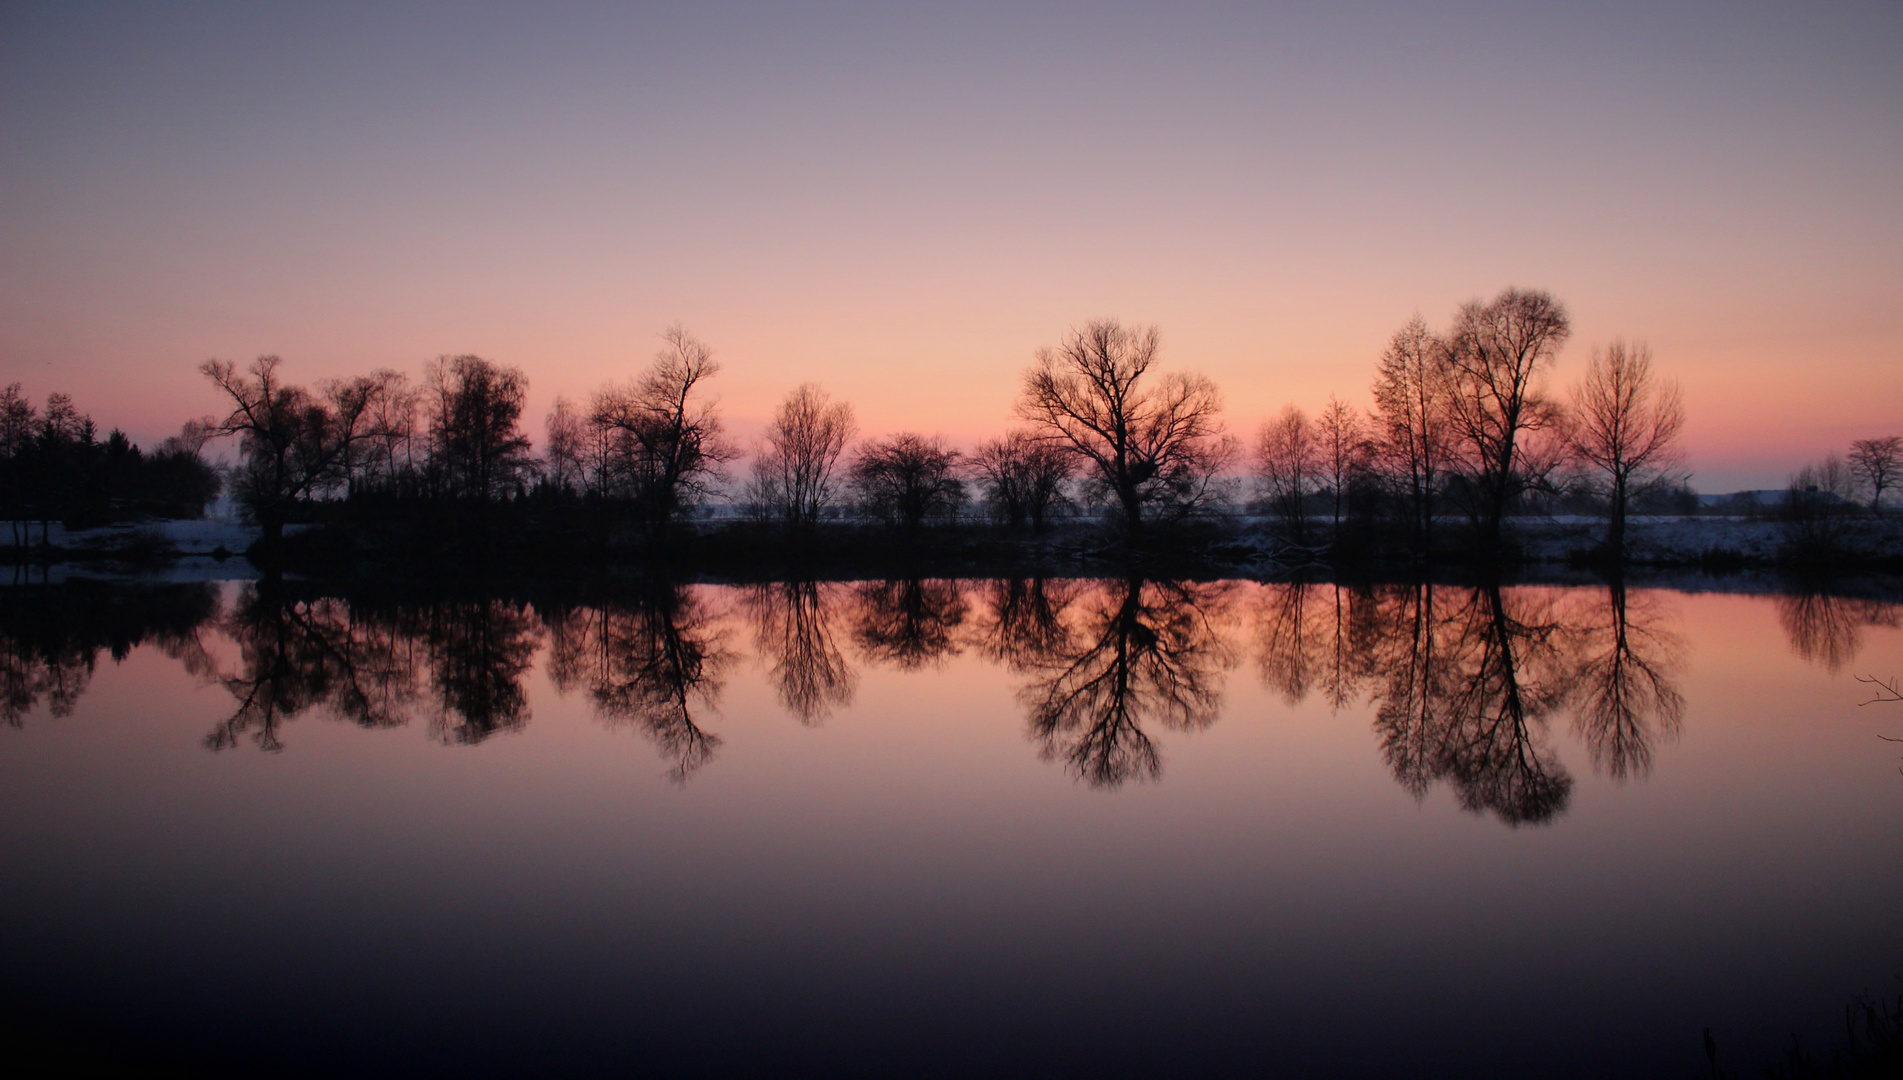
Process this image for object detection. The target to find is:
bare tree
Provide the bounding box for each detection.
[423,355,533,503]
[749,383,856,531]
[1849,436,1902,514]
[1316,395,1366,532]
[1783,453,1858,554]
[1017,320,1232,537]
[358,372,419,496]
[321,370,409,499]
[1439,288,1571,549]
[1370,315,1450,548]
[852,433,964,531]
[543,396,587,495]
[1258,405,1319,543]
[201,356,358,548]
[1565,341,1685,557]
[589,327,735,538]
[972,429,1073,531]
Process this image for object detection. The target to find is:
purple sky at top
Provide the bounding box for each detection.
[2,0,1898,491]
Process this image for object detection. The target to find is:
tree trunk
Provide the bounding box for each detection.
[1608,473,1627,559]
[1118,483,1144,539]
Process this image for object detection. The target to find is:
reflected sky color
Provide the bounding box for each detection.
[0,577,1899,1075]
[1,2,1899,491]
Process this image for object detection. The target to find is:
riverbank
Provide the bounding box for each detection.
[7,510,1903,580]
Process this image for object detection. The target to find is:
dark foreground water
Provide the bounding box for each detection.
[0,576,1898,1077]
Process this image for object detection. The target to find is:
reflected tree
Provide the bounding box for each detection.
[1567,583,1685,780]
[1369,585,1576,825]
[850,579,967,671]
[1018,578,1235,788]
[970,578,1081,672]
[1255,582,1325,706]
[416,600,540,745]
[1253,582,1380,712]
[545,585,732,783]
[1778,588,1901,673]
[0,583,218,726]
[745,581,857,724]
[211,587,425,751]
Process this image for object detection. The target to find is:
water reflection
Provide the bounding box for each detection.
[1016,579,1235,789]
[850,579,967,670]
[1357,586,1575,825]
[1569,584,1685,781]
[211,588,539,750]
[19,574,1889,820]
[545,585,731,782]
[212,589,423,751]
[0,582,216,725]
[1777,587,1902,673]
[1250,582,1689,823]
[970,578,1080,671]
[745,581,857,725]
[415,599,540,745]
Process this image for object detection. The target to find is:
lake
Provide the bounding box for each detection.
[1,575,1898,1077]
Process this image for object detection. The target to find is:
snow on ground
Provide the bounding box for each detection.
[1517,514,1903,563]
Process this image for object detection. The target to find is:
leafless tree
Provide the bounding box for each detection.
[749,383,856,531]
[1017,320,1233,537]
[1565,341,1685,557]
[201,356,358,548]
[1848,436,1902,513]
[1439,288,1571,548]
[359,372,419,495]
[1258,405,1319,543]
[1783,453,1858,553]
[156,416,220,459]
[972,430,1073,531]
[851,433,964,530]
[1371,315,1451,548]
[423,355,534,502]
[589,326,736,537]
[322,370,410,499]
[1316,395,1367,531]
[543,396,587,494]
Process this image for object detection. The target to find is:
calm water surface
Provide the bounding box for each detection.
[1,577,1898,1077]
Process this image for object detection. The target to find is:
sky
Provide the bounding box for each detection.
[1,0,1898,491]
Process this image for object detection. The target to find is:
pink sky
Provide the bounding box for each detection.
[2,2,1897,491]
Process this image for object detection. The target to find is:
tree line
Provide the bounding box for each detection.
[11,287,1898,562]
[0,384,221,546]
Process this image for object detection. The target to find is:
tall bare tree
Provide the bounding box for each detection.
[1017,320,1231,537]
[972,429,1073,531]
[423,355,533,503]
[1258,405,1318,544]
[543,396,587,495]
[1371,315,1450,549]
[749,383,856,531]
[1565,341,1685,557]
[1440,288,1571,549]
[590,327,736,538]
[1316,395,1366,531]
[1848,435,1902,513]
[322,370,409,499]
